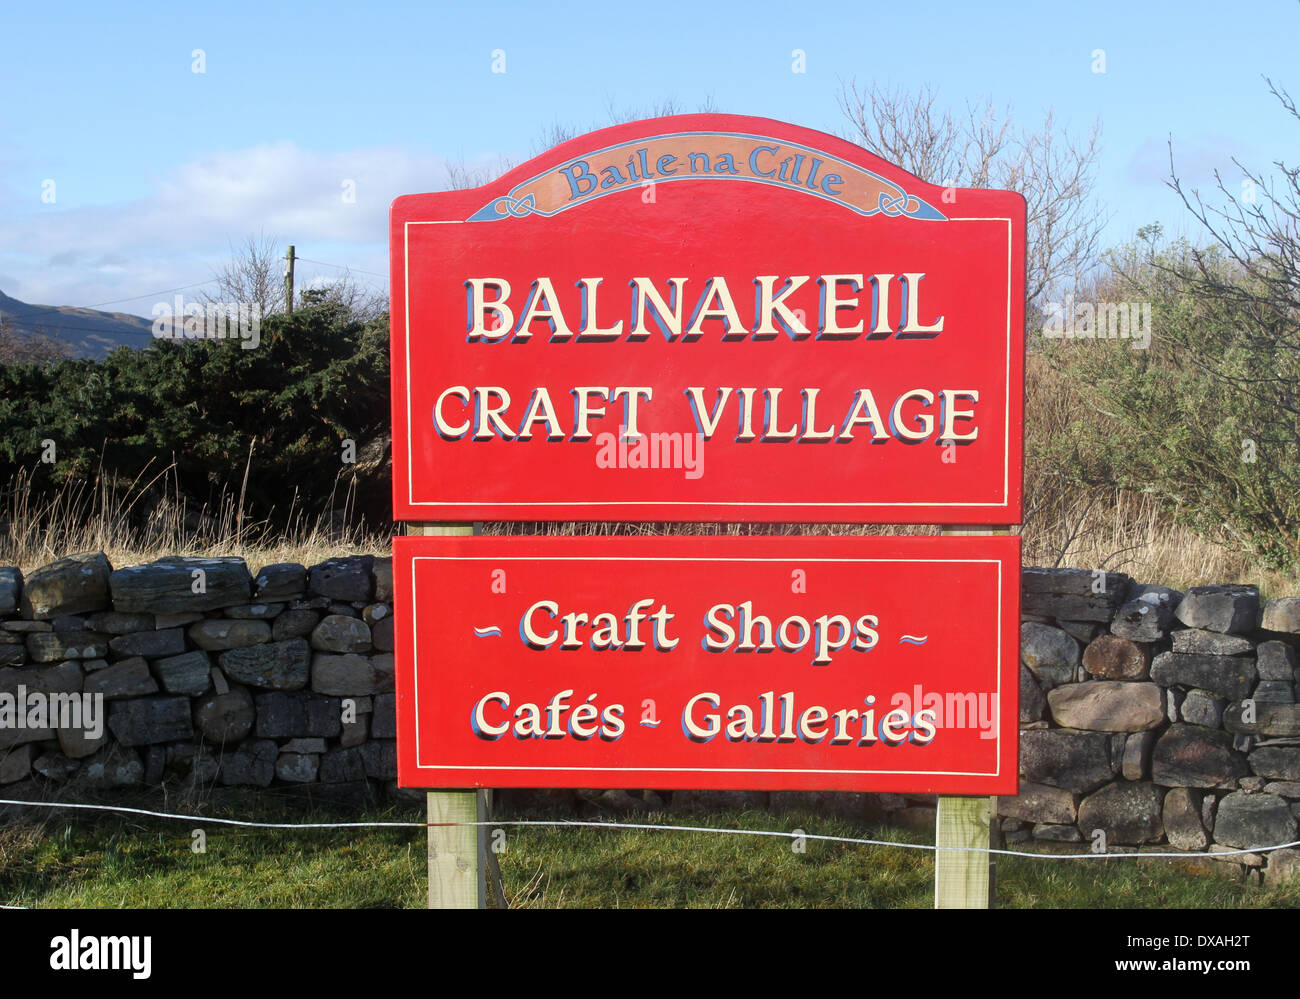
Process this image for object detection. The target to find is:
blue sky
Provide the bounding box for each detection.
[1,0,1296,316]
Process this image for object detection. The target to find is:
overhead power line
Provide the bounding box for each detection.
[295,256,388,280]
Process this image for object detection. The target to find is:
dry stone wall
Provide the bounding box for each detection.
[0,552,397,804]
[1009,567,1300,886]
[2,555,1300,883]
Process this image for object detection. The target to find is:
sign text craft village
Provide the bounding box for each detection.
[390,113,1026,797]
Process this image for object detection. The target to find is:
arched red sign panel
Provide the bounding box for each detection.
[391,114,1026,524]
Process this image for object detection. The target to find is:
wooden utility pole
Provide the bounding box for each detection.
[933,525,1009,909]
[284,244,296,314]
[410,521,486,909]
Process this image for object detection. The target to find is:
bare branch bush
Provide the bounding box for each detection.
[201,232,286,316]
[837,79,1106,311]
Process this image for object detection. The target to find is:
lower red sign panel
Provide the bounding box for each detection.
[395,535,1019,794]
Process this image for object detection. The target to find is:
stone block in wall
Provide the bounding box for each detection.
[1019,664,1045,723]
[1257,641,1297,681]
[217,638,310,691]
[84,611,155,634]
[311,615,372,654]
[339,713,368,748]
[310,652,393,696]
[319,746,367,783]
[275,752,319,783]
[0,744,32,784]
[1180,689,1225,728]
[1249,745,1300,782]
[57,713,109,759]
[373,557,393,603]
[79,745,143,787]
[272,609,319,641]
[253,691,342,739]
[1150,652,1255,701]
[219,739,276,787]
[107,628,185,659]
[193,687,255,743]
[107,696,194,746]
[361,603,389,628]
[155,611,204,629]
[1020,729,1119,793]
[1175,585,1260,634]
[110,556,252,614]
[372,616,394,653]
[371,692,396,738]
[189,619,272,651]
[21,552,111,620]
[253,563,307,600]
[1056,620,1102,644]
[1224,700,1300,737]
[308,556,374,602]
[1165,687,1184,724]
[0,645,23,666]
[83,657,157,700]
[1171,629,1254,656]
[997,780,1079,824]
[1151,724,1248,789]
[1021,568,1130,622]
[1032,823,1081,842]
[281,738,327,753]
[1046,681,1163,732]
[1265,848,1300,885]
[32,751,78,781]
[1262,597,1300,636]
[1254,681,1295,704]
[0,663,78,744]
[0,660,82,698]
[166,744,219,784]
[1163,787,1208,851]
[26,630,109,663]
[360,740,396,779]
[1111,599,1173,642]
[154,650,212,696]
[1078,781,1165,845]
[225,603,284,620]
[1122,731,1157,780]
[0,567,21,614]
[1212,791,1296,849]
[1081,634,1151,680]
[1020,623,1079,691]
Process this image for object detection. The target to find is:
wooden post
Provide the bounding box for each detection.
[284,244,296,315]
[410,522,486,909]
[933,525,1009,909]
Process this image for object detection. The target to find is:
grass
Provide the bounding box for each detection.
[1,460,391,574]
[2,793,1298,909]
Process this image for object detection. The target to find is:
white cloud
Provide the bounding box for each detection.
[0,142,508,316]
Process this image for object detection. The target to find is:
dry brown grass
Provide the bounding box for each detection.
[0,461,389,575]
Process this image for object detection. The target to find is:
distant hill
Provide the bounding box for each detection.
[0,289,157,360]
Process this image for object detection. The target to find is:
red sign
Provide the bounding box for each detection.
[390,114,1026,523]
[395,534,1019,794]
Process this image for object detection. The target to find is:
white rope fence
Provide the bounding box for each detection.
[2,796,1296,861]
